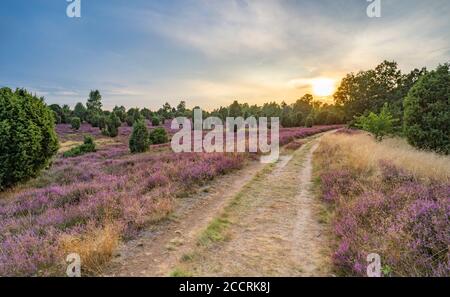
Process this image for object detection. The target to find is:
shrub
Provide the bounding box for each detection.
[129,120,150,153]
[71,117,81,130]
[90,113,100,127]
[404,64,450,154]
[98,116,107,130]
[149,127,169,145]
[355,104,397,141]
[63,136,96,158]
[126,108,143,127]
[151,115,161,126]
[0,88,59,189]
[105,113,121,137]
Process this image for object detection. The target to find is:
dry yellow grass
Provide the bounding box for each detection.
[59,223,121,275]
[319,133,450,183]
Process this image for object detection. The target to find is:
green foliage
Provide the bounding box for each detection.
[86,90,102,125]
[305,114,314,128]
[73,102,87,122]
[71,117,81,130]
[140,108,152,120]
[334,60,426,123]
[149,127,169,145]
[355,104,397,141]
[0,87,59,189]
[126,108,143,126]
[113,105,126,122]
[98,115,107,130]
[105,112,121,137]
[403,64,450,154]
[151,115,161,126]
[63,135,96,158]
[129,120,150,153]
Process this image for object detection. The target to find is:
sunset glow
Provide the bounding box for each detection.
[312,78,336,97]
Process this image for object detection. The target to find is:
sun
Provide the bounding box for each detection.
[311,78,335,97]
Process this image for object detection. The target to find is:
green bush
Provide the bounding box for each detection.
[404,64,450,154]
[126,108,143,126]
[63,135,96,158]
[71,117,81,130]
[129,120,150,153]
[151,115,161,126]
[98,115,107,130]
[149,127,169,145]
[355,104,397,141]
[0,87,59,189]
[105,113,121,137]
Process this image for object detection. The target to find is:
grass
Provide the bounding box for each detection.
[170,268,193,277]
[322,133,450,182]
[313,131,450,276]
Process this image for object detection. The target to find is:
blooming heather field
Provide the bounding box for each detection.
[0,122,339,276]
[314,131,450,276]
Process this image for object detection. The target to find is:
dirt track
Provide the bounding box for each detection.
[104,135,332,276]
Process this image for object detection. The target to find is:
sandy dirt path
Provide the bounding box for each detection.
[173,138,332,276]
[104,134,332,276]
[103,161,265,276]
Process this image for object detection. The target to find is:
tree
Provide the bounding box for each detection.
[129,120,150,153]
[106,112,121,137]
[403,64,450,154]
[126,108,143,126]
[0,88,59,189]
[49,104,63,124]
[151,115,161,126]
[333,60,426,125]
[71,117,81,130]
[86,90,102,123]
[113,105,127,122]
[73,102,87,122]
[176,101,187,116]
[149,127,169,145]
[305,113,314,128]
[355,104,397,141]
[140,108,152,120]
[61,105,72,124]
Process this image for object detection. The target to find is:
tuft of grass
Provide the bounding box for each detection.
[197,217,230,246]
[181,252,197,262]
[59,223,121,275]
[170,268,193,277]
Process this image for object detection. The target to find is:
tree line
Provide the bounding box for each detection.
[334,60,449,154]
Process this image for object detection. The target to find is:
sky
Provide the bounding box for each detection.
[1,0,449,110]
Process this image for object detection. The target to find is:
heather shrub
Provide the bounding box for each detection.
[71,117,81,130]
[149,127,169,145]
[404,64,450,154]
[0,87,59,189]
[63,136,96,158]
[129,120,150,153]
[315,133,450,276]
